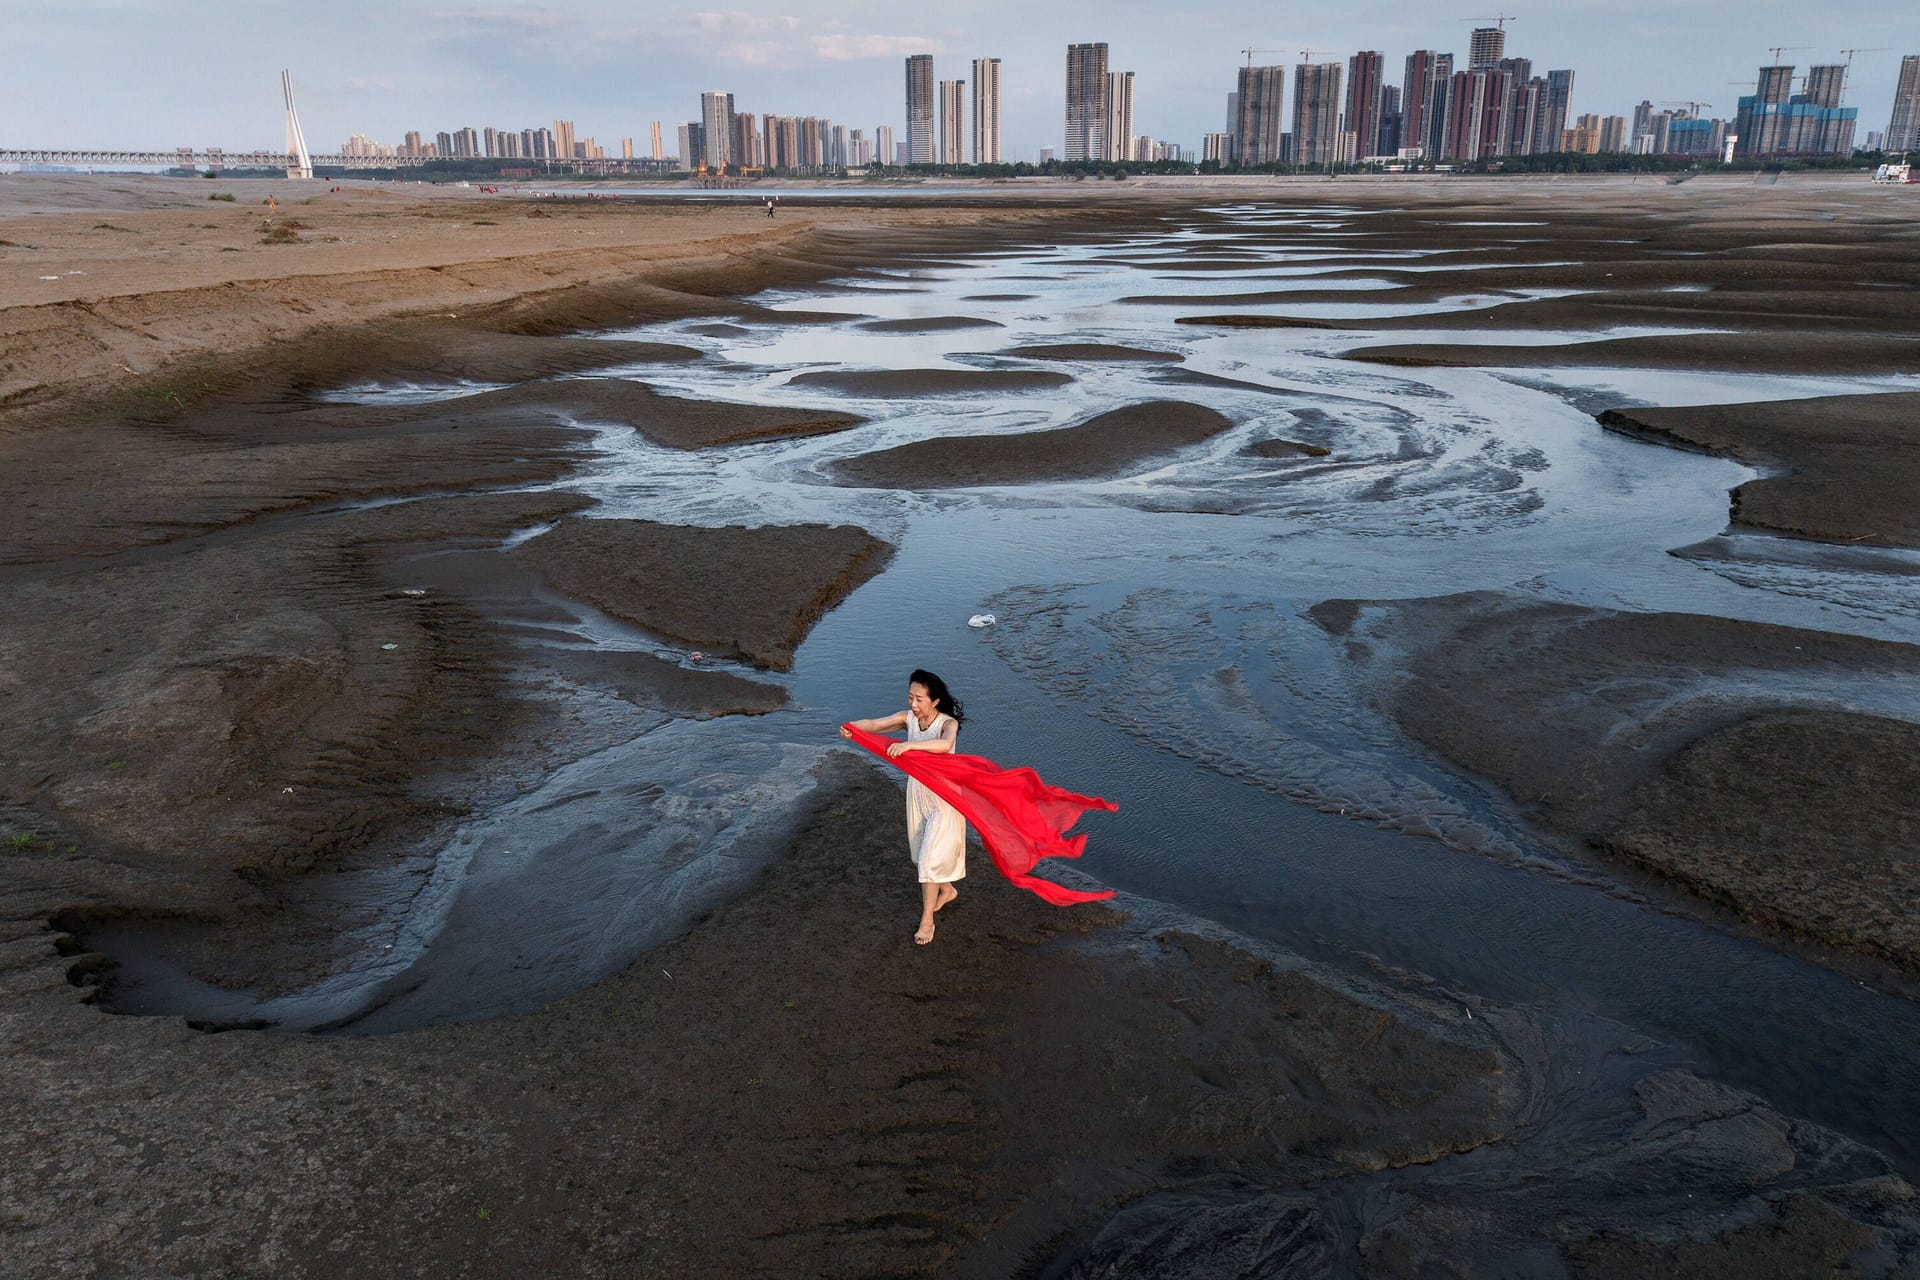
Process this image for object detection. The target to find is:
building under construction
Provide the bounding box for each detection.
[1735,63,1858,157]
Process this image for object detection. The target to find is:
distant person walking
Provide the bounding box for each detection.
[765,195,776,218]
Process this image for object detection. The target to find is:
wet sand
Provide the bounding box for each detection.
[1002,342,1183,362]
[858,314,1003,333]
[13,764,1919,1276]
[1132,182,1920,383]
[1598,392,1920,548]
[831,400,1235,489]
[533,377,868,450]
[1314,592,1920,970]
[5,174,1920,1274]
[1347,332,1920,375]
[1247,437,1333,459]
[510,517,894,671]
[788,367,1075,395]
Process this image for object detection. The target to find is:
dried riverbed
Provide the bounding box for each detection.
[4,178,1920,1275]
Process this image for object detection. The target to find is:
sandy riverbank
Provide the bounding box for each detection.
[3,174,1919,1274]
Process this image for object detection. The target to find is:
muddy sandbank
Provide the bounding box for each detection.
[1003,342,1183,361]
[288,331,704,393]
[856,314,1003,333]
[830,400,1234,489]
[1346,333,1920,376]
[1313,591,1920,971]
[1597,392,1920,548]
[1248,437,1333,458]
[532,377,867,450]
[1129,290,1410,308]
[786,367,1073,396]
[377,537,790,719]
[1137,190,1920,389]
[1175,313,1341,329]
[536,648,787,716]
[0,487,616,1003]
[509,517,893,670]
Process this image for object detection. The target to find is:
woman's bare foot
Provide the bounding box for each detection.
[933,884,958,912]
[915,917,935,945]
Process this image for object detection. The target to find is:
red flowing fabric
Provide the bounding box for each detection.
[841,722,1117,906]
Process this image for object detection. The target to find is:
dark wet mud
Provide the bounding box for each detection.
[830,400,1234,489]
[510,517,894,671]
[1599,391,1920,547]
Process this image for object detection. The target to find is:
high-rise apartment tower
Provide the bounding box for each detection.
[970,58,1002,164]
[1065,42,1110,161]
[1889,55,1920,150]
[938,80,966,165]
[1541,70,1575,153]
[1805,63,1848,108]
[1292,60,1344,168]
[1468,26,1505,70]
[1234,64,1286,166]
[1346,50,1386,158]
[1106,71,1136,162]
[699,92,734,171]
[905,55,935,164]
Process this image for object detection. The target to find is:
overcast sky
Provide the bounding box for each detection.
[3,1,1914,158]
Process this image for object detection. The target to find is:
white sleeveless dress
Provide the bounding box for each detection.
[904,711,966,884]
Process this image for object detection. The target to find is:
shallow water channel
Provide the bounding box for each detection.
[135,206,1920,1178]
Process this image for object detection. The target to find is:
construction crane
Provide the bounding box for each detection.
[1660,100,1712,116]
[1766,46,1811,65]
[1240,48,1289,68]
[1298,48,1334,65]
[1825,49,1889,106]
[1461,13,1518,29]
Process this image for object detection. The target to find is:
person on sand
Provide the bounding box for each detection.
[841,670,965,945]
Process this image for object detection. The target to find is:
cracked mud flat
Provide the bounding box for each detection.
[5,177,1920,1275]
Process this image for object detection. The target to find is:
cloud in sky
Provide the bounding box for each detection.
[425,4,570,32]
[813,34,943,61]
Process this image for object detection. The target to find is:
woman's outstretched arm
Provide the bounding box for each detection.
[842,711,909,737]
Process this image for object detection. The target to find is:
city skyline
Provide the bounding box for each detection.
[3,3,1916,161]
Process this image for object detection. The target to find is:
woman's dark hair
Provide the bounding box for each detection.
[909,668,965,726]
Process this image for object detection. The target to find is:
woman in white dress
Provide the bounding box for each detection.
[840,669,966,945]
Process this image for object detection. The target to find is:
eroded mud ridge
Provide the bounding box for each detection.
[5,181,1920,1275]
[1598,391,1920,547]
[1316,592,1920,969]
